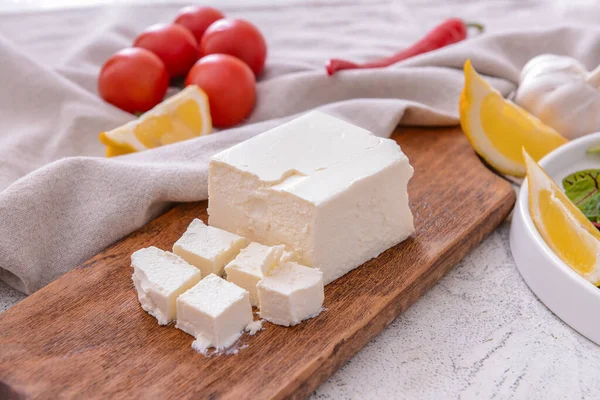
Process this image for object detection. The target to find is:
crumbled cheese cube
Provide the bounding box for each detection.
[131,246,202,325]
[280,250,297,263]
[208,111,414,284]
[173,218,248,277]
[224,242,285,306]
[245,319,264,335]
[176,274,253,352]
[257,262,324,326]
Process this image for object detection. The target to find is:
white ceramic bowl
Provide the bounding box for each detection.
[510,132,600,345]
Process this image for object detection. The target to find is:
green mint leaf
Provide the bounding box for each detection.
[583,192,600,223]
[588,145,600,155]
[563,170,600,218]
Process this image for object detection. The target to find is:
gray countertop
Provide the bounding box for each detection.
[3,220,600,399]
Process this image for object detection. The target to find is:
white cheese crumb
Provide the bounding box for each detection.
[191,335,212,355]
[245,319,264,335]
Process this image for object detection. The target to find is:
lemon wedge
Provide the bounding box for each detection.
[99,85,212,157]
[459,60,567,177]
[524,149,600,285]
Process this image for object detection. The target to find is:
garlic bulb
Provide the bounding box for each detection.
[515,54,600,139]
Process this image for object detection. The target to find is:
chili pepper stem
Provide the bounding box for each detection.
[466,22,485,33]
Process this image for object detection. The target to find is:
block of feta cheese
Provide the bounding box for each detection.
[131,246,202,325]
[173,218,248,277]
[176,273,253,353]
[208,111,414,284]
[257,262,324,326]
[224,242,286,306]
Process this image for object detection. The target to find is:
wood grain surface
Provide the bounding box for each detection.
[0,126,515,400]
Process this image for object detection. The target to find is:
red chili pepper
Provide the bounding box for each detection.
[325,18,484,76]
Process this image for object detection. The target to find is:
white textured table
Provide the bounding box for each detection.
[3,220,600,399]
[2,0,600,398]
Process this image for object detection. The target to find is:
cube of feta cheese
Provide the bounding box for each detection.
[173,218,248,277]
[208,111,414,284]
[257,262,324,326]
[224,242,285,306]
[131,246,202,325]
[176,274,253,352]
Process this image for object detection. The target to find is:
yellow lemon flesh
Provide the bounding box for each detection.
[99,85,212,157]
[459,60,567,177]
[524,150,600,286]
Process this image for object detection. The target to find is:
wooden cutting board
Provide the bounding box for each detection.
[0,126,515,400]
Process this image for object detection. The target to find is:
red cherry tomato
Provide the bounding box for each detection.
[133,23,199,78]
[185,54,256,127]
[201,19,267,76]
[174,6,224,45]
[98,48,169,114]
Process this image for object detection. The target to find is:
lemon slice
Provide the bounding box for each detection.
[99,85,212,157]
[524,149,600,285]
[459,60,567,177]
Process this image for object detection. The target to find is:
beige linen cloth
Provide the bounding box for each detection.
[0,0,599,294]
